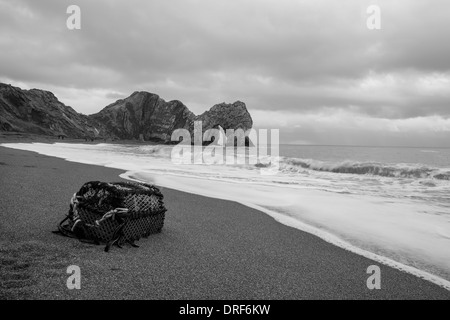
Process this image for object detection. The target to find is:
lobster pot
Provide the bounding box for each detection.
[59,181,167,250]
[76,206,166,243]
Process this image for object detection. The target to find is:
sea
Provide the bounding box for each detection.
[2,142,450,289]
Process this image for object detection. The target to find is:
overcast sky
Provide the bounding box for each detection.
[1,0,449,146]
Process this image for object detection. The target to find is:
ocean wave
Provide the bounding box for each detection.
[420,150,440,153]
[278,158,450,180]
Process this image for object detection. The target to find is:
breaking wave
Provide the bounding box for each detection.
[279,158,450,180]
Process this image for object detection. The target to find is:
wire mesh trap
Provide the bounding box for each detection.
[53,181,167,252]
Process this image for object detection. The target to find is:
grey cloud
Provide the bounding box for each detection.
[105,92,126,100]
[1,0,450,145]
[4,0,450,82]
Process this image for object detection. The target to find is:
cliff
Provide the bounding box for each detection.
[89,91,195,142]
[0,83,101,139]
[91,92,253,143]
[0,83,253,143]
[191,101,254,145]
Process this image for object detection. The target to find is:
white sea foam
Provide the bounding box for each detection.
[421,150,440,153]
[2,142,450,290]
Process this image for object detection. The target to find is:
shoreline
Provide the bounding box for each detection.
[1,145,450,299]
[125,171,450,291]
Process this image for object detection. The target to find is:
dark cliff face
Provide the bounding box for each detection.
[195,101,253,131]
[89,91,195,142]
[91,92,254,143]
[0,83,100,138]
[0,83,254,142]
[193,101,253,133]
[189,101,254,145]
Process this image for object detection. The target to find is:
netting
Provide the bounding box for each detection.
[54,181,167,251]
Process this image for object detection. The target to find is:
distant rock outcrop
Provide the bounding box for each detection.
[0,83,254,143]
[0,83,100,139]
[92,93,254,143]
[90,91,195,142]
[191,101,253,145]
